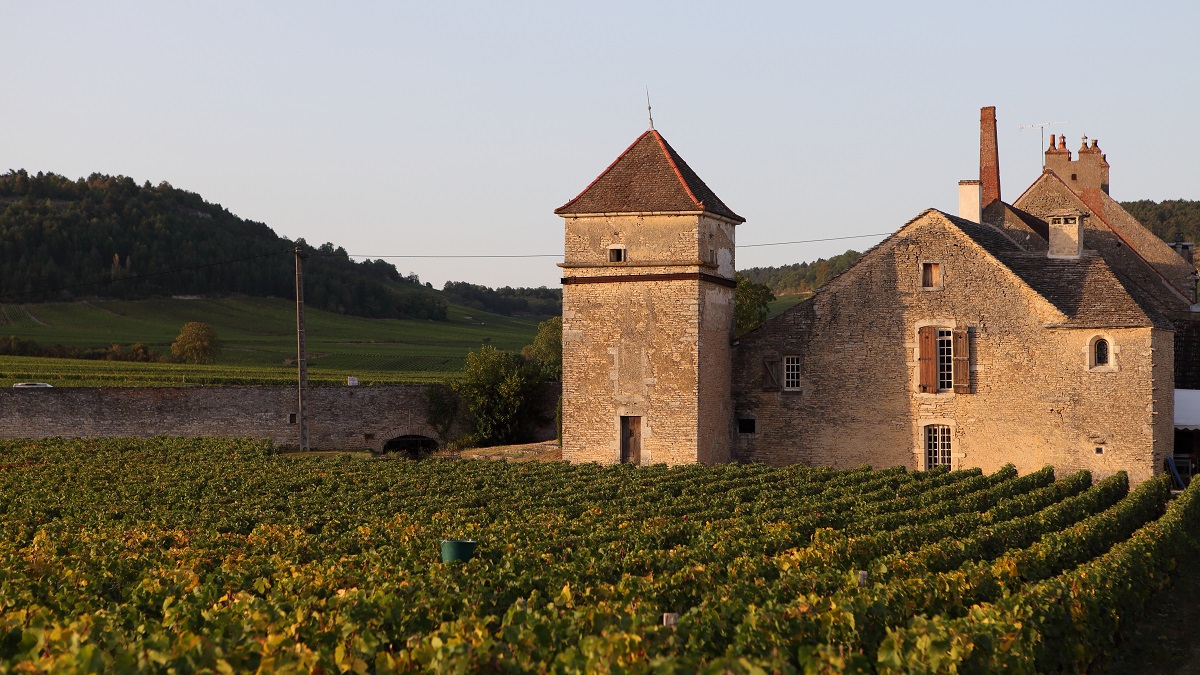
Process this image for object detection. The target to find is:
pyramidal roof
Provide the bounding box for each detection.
[555,130,744,222]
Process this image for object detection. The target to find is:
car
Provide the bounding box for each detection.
[12,382,53,388]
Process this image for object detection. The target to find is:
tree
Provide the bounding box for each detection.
[453,345,539,446]
[734,273,775,336]
[522,316,562,381]
[171,322,221,364]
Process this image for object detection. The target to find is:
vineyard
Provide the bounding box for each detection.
[0,438,1196,673]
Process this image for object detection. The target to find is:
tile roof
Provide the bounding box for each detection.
[555,130,744,222]
[939,211,1166,328]
[993,251,1165,328]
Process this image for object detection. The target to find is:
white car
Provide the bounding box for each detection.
[12,382,53,388]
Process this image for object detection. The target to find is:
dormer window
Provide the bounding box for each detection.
[607,246,626,263]
[921,262,943,290]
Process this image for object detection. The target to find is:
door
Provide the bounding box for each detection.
[620,416,641,465]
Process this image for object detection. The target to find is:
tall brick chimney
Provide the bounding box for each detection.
[980,106,1001,207]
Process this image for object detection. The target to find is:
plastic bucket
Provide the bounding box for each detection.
[441,540,477,563]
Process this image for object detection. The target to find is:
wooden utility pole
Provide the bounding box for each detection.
[294,246,310,452]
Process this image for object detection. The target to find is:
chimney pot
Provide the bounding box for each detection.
[1049,135,1057,150]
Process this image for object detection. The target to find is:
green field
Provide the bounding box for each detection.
[0,298,547,386]
[0,438,1195,672]
[765,292,808,319]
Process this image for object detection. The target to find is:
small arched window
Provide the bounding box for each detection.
[1094,339,1110,367]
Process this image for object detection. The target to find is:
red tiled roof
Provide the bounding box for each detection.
[555,130,744,222]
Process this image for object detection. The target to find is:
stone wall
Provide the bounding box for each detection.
[732,211,1170,483]
[0,384,559,452]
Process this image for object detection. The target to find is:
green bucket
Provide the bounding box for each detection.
[441,540,477,563]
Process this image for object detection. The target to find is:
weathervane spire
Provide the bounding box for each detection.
[646,87,654,131]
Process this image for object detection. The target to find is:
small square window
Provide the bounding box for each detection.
[737,418,756,434]
[608,247,626,263]
[288,413,297,424]
[921,262,942,289]
[783,355,801,390]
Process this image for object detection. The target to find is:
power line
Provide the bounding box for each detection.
[333,232,893,260]
[0,230,894,302]
[739,232,892,248]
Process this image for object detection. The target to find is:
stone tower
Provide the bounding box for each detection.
[555,129,744,465]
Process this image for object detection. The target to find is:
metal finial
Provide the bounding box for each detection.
[646,87,654,130]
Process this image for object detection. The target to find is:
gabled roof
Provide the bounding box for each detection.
[937,205,1168,328]
[1014,170,1193,315]
[994,252,1165,328]
[555,130,744,222]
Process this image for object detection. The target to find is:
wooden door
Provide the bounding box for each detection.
[620,416,641,465]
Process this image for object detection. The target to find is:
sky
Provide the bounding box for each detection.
[4,1,1198,290]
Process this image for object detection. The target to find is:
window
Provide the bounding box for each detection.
[1050,216,1078,226]
[1088,335,1117,371]
[921,262,943,289]
[288,413,297,424]
[918,327,970,394]
[937,330,953,391]
[783,355,801,390]
[737,418,756,434]
[925,425,952,468]
[608,246,626,263]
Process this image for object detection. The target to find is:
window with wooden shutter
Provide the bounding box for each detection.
[918,326,937,393]
[952,329,970,393]
[762,357,781,391]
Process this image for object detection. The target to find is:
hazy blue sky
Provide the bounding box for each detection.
[4,1,1197,289]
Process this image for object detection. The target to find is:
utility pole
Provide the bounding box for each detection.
[294,245,310,452]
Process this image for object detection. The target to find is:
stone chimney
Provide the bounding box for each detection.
[957,180,982,223]
[1047,214,1084,259]
[980,106,1001,207]
[1045,133,1110,194]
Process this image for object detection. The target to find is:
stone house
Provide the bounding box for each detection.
[558,109,1199,483]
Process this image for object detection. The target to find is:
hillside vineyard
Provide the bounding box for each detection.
[0,438,1195,671]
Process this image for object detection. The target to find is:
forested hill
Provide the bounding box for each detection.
[0,170,447,319]
[740,249,863,295]
[1120,199,1200,245]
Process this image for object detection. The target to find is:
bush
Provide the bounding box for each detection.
[452,346,540,446]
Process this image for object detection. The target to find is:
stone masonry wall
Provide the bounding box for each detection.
[732,212,1169,483]
[0,384,511,452]
[561,213,736,465]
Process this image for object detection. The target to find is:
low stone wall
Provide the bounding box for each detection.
[0,384,553,452]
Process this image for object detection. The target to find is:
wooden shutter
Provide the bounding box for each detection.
[918,327,936,393]
[762,357,781,391]
[953,329,971,394]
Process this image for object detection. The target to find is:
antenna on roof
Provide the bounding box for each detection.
[646,87,654,131]
[1018,120,1069,166]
